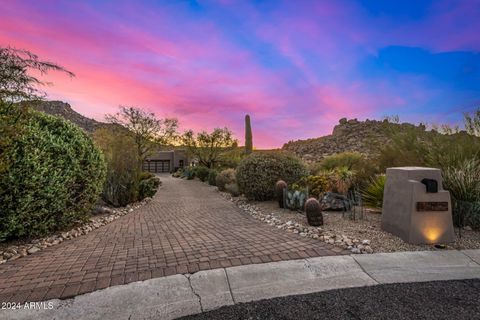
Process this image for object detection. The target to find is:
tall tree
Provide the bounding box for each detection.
[181,128,238,168]
[245,114,253,154]
[0,46,74,103]
[106,106,178,167]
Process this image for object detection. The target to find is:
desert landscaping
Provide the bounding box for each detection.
[1,1,480,319]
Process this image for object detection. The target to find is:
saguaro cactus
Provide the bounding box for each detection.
[245,114,253,154]
[305,197,323,226]
[275,180,287,208]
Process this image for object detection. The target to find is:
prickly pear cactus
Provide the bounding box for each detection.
[305,197,323,226]
[275,180,287,208]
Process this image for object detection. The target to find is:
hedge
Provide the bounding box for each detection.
[0,107,106,241]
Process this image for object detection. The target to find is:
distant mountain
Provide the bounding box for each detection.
[282,117,424,163]
[20,100,102,132]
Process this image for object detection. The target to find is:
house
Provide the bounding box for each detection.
[143,149,188,173]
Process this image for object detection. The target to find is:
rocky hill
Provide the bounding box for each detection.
[282,117,422,163]
[20,100,102,132]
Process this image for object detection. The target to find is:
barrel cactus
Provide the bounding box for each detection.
[275,180,287,208]
[305,197,323,226]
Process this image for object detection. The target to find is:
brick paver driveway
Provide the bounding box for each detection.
[0,176,345,303]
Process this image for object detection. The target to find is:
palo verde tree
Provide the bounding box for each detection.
[106,106,178,167]
[181,127,238,168]
[245,114,253,154]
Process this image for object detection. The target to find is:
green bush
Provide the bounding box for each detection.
[216,168,236,191]
[443,159,480,229]
[208,169,218,186]
[327,167,355,194]
[312,152,377,187]
[318,152,365,171]
[297,175,329,198]
[361,175,386,209]
[139,175,161,199]
[0,108,106,241]
[236,152,308,201]
[378,125,480,171]
[225,182,240,197]
[172,168,184,178]
[94,126,140,207]
[182,167,195,180]
[195,166,210,182]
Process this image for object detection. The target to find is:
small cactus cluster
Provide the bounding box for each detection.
[305,197,323,226]
[275,180,287,208]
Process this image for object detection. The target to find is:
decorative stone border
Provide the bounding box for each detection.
[219,191,373,254]
[0,197,153,265]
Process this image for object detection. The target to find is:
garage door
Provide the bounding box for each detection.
[143,160,170,173]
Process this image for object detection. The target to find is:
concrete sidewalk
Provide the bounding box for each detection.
[2,250,480,320]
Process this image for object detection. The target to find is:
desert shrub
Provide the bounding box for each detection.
[94,126,140,207]
[208,169,218,186]
[318,152,365,171]
[217,148,243,169]
[361,175,386,209]
[139,171,155,180]
[297,175,329,198]
[378,126,480,171]
[172,168,184,178]
[443,159,480,229]
[195,166,210,182]
[327,167,355,194]
[0,108,106,241]
[182,167,195,180]
[313,152,377,187]
[139,175,161,199]
[225,183,240,197]
[0,103,29,176]
[236,152,308,201]
[216,168,236,191]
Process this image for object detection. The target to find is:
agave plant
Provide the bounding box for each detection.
[285,184,308,211]
[361,175,386,209]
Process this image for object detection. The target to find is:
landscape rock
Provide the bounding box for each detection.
[320,192,349,211]
[27,246,40,254]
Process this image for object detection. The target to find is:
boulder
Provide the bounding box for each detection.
[320,192,349,211]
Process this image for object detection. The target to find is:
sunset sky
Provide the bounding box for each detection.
[1,0,479,148]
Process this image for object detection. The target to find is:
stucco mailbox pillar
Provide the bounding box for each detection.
[381,167,455,244]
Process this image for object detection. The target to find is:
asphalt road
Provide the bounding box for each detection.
[178,279,480,320]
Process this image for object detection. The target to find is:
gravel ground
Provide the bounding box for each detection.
[251,200,480,253]
[178,279,480,320]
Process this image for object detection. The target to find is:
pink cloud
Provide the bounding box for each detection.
[0,0,476,149]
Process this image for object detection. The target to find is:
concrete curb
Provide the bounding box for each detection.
[2,250,480,320]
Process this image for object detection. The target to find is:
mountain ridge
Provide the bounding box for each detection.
[19,100,102,132]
